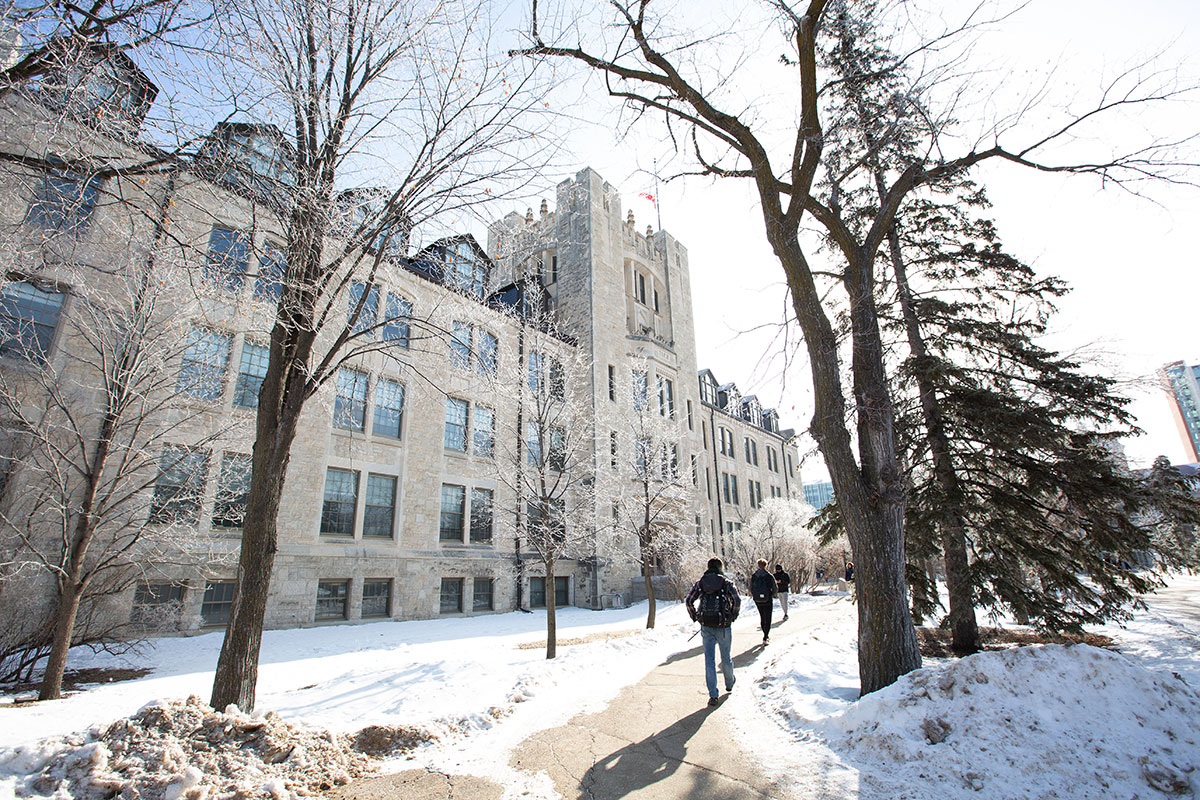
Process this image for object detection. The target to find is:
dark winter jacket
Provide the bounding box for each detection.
[686,568,741,627]
[775,569,791,593]
[750,567,777,605]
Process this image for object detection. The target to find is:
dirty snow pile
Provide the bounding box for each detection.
[738,587,1200,800]
[0,695,378,799]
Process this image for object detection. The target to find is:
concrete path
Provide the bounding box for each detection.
[331,616,799,800]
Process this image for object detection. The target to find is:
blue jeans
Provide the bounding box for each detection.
[700,625,734,698]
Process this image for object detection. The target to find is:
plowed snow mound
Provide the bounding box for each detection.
[823,644,1200,799]
[1,695,376,799]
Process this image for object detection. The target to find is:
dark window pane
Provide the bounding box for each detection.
[451,321,471,368]
[372,379,404,439]
[201,581,236,626]
[439,484,465,541]
[348,282,379,336]
[363,474,396,538]
[320,468,358,536]
[529,577,545,608]
[233,341,269,408]
[473,406,494,457]
[470,488,492,543]
[150,446,209,524]
[473,577,493,611]
[444,398,467,451]
[177,326,230,400]
[0,281,65,362]
[255,243,286,303]
[333,368,368,431]
[28,169,101,233]
[362,579,391,618]
[212,453,251,528]
[477,330,497,376]
[555,576,569,607]
[382,294,411,347]
[205,227,250,292]
[316,580,348,619]
[440,577,463,613]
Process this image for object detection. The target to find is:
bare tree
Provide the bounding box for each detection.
[204,0,551,710]
[601,356,693,629]
[0,0,207,90]
[726,496,820,590]
[0,211,228,699]
[515,0,1199,693]
[487,294,598,658]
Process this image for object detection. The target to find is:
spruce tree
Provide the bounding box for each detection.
[820,0,1200,647]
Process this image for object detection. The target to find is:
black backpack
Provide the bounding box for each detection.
[750,570,774,602]
[696,572,734,627]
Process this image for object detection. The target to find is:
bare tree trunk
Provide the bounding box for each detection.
[772,227,920,695]
[885,227,979,653]
[640,520,656,629]
[545,558,556,659]
[39,580,81,701]
[39,411,116,700]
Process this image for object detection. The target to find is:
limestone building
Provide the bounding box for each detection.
[0,48,801,640]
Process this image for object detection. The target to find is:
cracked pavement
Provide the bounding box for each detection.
[330,619,791,799]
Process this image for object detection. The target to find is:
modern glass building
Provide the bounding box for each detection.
[1161,360,1200,463]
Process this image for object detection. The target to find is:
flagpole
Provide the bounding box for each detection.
[653,158,662,232]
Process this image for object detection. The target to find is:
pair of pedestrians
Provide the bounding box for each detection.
[685,558,793,706]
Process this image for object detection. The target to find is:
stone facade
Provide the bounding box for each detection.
[0,58,801,639]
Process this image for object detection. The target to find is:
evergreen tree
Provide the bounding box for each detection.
[819,0,1200,648]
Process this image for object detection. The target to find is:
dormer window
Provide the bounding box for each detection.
[200,123,296,204]
[40,45,158,134]
[445,240,487,298]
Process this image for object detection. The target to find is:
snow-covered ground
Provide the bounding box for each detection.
[2,575,1198,799]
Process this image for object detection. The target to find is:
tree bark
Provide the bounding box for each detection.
[640,521,656,629]
[885,227,979,653]
[545,557,556,659]
[39,581,81,701]
[770,227,920,695]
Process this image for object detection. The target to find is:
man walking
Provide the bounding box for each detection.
[774,564,791,621]
[686,557,741,707]
[749,558,777,644]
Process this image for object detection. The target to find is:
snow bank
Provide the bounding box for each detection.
[0,696,375,799]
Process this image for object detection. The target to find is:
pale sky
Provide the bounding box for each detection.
[482,0,1200,483]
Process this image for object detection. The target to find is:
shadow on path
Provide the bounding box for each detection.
[578,706,715,798]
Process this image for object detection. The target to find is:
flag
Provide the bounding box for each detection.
[638,191,657,208]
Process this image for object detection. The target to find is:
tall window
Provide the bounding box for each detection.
[473,405,494,457]
[687,400,694,430]
[451,320,471,368]
[333,368,368,431]
[529,576,546,608]
[372,378,404,439]
[201,581,236,626]
[255,243,286,304]
[382,293,411,347]
[440,577,464,613]
[177,326,230,400]
[0,280,65,362]
[320,468,358,536]
[439,484,466,541]
[610,431,618,469]
[527,350,544,393]
[477,330,497,376]
[150,446,208,524]
[233,341,269,408]
[658,377,675,418]
[28,166,101,233]
[745,438,759,466]
[473,577,493,611]
[362,579,391,618]
[636,273,647,304]
[205,227,250,291]
[608,365,616,401]
[633,371,648,411]
[470,488,493,543]
[525,421,542,467]
[446,241,487,297]
[316,580,349,620]
[549,426,566,471]
[635,437,651,477]
[363,474,396,539]
[212,453,251,528]
[347,282,379,337]
[444,397,468,451]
